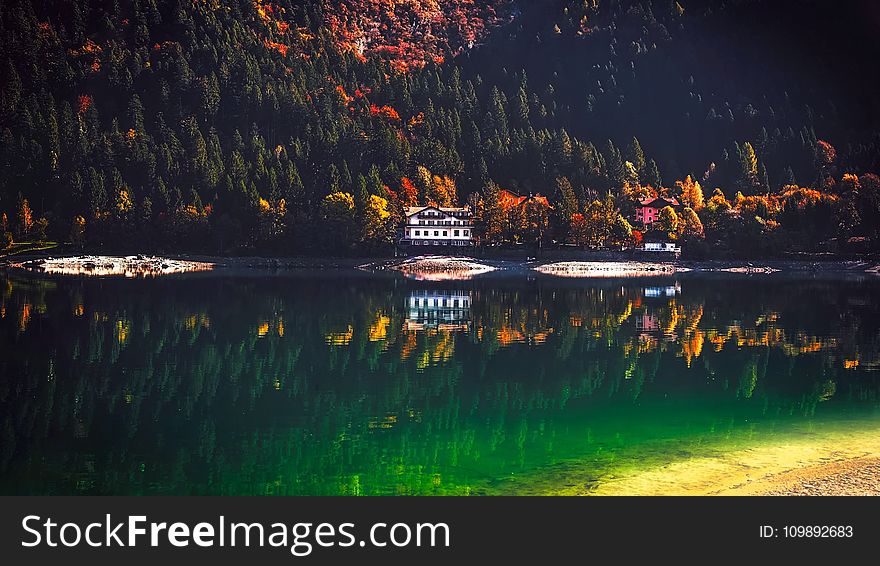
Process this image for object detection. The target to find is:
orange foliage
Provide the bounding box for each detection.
[263,39,289,57]
[407,112,425,128]
[816,140,837,165]
[400,177,418,206]
[335,85,353,104]
[498,189,550,211]
[370,104,401,121]
[324,0,509,73]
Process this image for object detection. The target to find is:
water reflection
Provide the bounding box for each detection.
[0,272,878,495]
[406,290,471,331]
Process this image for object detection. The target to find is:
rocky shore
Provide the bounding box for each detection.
[3,250,879,279]
[729,457,880,496]
[9,255,215,277]
[382,256,496,281]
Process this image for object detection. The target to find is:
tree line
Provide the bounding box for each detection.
[1,0,879,257]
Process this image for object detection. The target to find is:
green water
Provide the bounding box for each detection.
[1,269,879,495]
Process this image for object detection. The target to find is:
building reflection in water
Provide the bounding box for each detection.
[637,281,681,335]
[405,289,471,332]
[643,282,681,298]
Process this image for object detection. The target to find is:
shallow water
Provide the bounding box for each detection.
[1,269,878,495]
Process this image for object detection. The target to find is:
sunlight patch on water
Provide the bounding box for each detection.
[494,417,880,496]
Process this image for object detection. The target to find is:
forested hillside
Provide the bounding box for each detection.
[1,0,879,256]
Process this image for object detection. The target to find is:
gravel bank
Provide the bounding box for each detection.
[734,457,880,496]
[9,255,215,277]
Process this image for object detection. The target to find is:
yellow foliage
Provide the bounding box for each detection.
[115,189,133,215]
[115,319,130,345]
[257,322,270,337]
[325,325,354,346]
[369,314,390,341]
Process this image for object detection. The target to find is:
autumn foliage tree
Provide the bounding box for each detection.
[677,176,704,210]
[15,196,33,240]
[656,206,679,240]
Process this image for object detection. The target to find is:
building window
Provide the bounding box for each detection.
[443,231,448,236]
[463,230,469,236]
[434,231,439,236]
[414,230,419,236]
[454,230,459,236]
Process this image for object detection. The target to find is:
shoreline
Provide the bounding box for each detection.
[577,424,880,497]
[722,457,880,496]
[3,250,880,278]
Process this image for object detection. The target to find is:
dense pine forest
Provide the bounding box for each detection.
[2,0,880,256]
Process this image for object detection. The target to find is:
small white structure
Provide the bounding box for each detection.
[405,290,471,331]
[643,242,681,254]
[402,206,474,246]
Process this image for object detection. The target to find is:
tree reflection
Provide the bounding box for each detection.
[0,273,879,495]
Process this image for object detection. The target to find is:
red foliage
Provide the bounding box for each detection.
[37,22,53,40]
[263,39,289,57]
[370,104,401,121]
[400,177,418,206]
[631,230,643,245]
[498,189,549,211]
[324,0,510,72]
[77,95,92,115]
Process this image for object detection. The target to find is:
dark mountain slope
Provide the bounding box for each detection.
[0,0,878,254]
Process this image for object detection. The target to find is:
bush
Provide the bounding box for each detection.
[1,231,13,250]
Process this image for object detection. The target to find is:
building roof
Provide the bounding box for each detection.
[638,196,679,208]
[405,205,471,217]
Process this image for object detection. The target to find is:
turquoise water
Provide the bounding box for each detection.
[1,270,878,494]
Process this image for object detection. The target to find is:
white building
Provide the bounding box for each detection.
[402,206,474,246]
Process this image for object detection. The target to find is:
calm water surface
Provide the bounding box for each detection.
[1,269,879,494]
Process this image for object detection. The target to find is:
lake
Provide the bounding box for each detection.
[1,268,879,495]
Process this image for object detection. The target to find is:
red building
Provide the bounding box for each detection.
[635,196,679,226]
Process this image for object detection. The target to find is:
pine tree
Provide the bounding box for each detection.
[645,159,662,189]
[626,137,646,178]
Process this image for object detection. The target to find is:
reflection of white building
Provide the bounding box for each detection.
[406,290,471,331]
[644,283,681,298]
[402,206,474,246]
